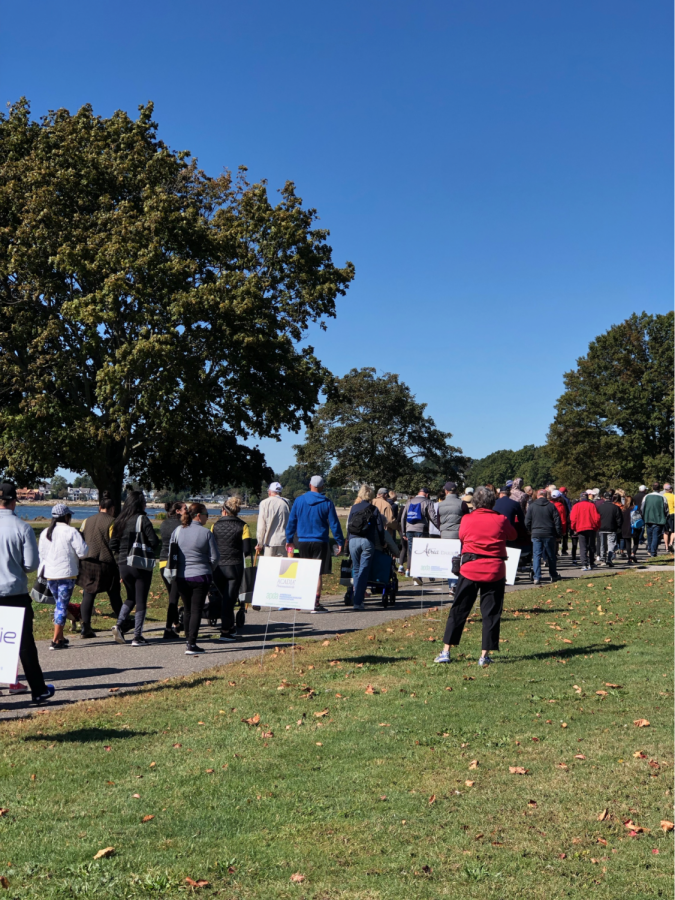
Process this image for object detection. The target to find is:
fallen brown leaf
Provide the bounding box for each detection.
[528,800,537,807]
[557,764,569,770]
[185,877,210,888]
[469,759,479,770]
[314,708,329,717]
[573,685,582,693]
[365,684,377,694]
[624,819,648,833]
[597,808,609,821]
[93,847,115,860]
[596,690,608,697]
[445,686,453,691]
[633,719,650,728]
[108,687,119,693]
[509,766,528,775]
[465,780,475,787]
[574,754,586,760]
[290,872,305,883]
[228,681,236,686]
[0,809,7,817]
[597,837,607,846]
[132,793,141,799]
[605,683,622,688]
[0,876,7,889]
[321,639,330,646]
[243,713,261,726]
[315,742,322,746]
[428,794,436,804]
[475,832,484,839]
[141,815,155,823]
[660,820,674,832]
[205,768,215,774]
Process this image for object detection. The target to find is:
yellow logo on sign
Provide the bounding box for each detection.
[279,560,298,579]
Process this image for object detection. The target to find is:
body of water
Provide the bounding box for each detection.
[17,505,259,521]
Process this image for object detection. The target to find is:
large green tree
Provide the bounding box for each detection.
[465,444,554,490]
[547,311,673,492]
[0,100,354,508]
[294,367,467,494]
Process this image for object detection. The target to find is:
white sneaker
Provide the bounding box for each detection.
[413,578,422,586]
[111,625,126,644]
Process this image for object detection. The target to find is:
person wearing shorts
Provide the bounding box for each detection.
[285,476,344,612]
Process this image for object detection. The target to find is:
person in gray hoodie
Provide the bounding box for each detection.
[172,502,220,654]
[438,482,471,540]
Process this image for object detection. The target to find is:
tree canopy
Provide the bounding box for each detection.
[547,311,673,492]
[0,99,354,507]
[464,444,554,490]
[294,367,467,494]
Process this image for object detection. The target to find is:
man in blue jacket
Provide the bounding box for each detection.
[285,476,344,612]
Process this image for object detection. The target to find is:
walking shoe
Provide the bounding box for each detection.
[405,569,410,577]
[49,639,68,650]
[111,625,126,644]
[606,559,614,567]
[218,630,238,642]
[131,635,149,646]
[8,682,28,694]
[581,566,591,571]
[571,560,579,565]
[551,574,563,582]
[185,644,206,655]
[311,604,328,613]
[162,629,182,641]
[478,655,492,668]
[33,684,55,705]
[397,565,404,574]
[352,604,366,611]
[80,626,97,639]
[533,579,541,586]
[412,578,422,586]
[434,649,451,663]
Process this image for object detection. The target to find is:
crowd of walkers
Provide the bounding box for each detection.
[0,475,671,703]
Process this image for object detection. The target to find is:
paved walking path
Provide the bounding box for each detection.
[2,551,672,720]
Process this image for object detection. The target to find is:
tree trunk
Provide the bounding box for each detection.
[88,441,126,515]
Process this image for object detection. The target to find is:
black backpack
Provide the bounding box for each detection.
[348,503,378,537]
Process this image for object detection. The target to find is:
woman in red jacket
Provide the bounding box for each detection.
[551,489,568,555]
[434,486,517,667]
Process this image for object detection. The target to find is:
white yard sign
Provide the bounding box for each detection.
[409,538,461,578]
[251,557,322,611]
[0,605,25,684]
[505,547,522,585]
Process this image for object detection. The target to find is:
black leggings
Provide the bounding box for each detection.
[161,568,181,630]
[81,581,123,628]
[117,565,153,638]
[442,575,505,652]
[176,579,210,645]
[214,565,243,634]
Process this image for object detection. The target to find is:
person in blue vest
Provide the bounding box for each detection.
[285,476,344,612]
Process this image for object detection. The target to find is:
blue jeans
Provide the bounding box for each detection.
[350,536,375,606]
[646,524,663,556]
[532,538,558,581]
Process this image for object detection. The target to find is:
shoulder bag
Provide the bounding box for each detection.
[127,516,156,570]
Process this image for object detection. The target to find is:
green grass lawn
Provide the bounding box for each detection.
[0,568,672,898]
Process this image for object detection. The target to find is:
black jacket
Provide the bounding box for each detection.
[524,498,562,539]
[599,502,623,534]
[211,516,253,567]
[110,513,160,563]
[159,515,181,561]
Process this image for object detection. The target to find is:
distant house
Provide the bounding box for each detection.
[67,487,99,502]
[17,488,45,501]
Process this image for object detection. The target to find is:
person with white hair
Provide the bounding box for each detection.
[256,481,290,558]
[461,486,475,510]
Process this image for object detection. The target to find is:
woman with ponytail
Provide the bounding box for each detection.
[38,504,89,650]
[76,492,124,638]
[211,497,254,642]
[109,490,160,646]
[172,503,220,654]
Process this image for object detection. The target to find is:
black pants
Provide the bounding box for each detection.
[442,575,505,652]
[81,580,123,628]
[118,565,153,638]
[214,565,243,634]
[577,531,596,567]
[1,595,47,698]
[176,579,209,645]
[160,568,180,629]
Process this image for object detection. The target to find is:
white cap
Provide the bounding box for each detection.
[310,475,325,489]
[268,481,283,493]
[639,485,647,492]
[551,489,561,498]
[377,487,388,495]
[591,488,600,496]
[465,487,474,494]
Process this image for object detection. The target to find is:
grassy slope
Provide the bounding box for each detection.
[0,568,672,898]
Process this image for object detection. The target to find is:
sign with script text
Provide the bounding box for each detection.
[0,605,25,684]
[252,557,322,611]
[505,548,522,585]
[409,538,461,578]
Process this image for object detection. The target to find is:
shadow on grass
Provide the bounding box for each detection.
[334,655,415,665]
[24,727,154,743]
[506,642,625,663]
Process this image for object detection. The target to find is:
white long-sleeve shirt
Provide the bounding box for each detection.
[256,495,290,547]
[38,522,88,579]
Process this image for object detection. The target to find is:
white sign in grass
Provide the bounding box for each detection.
[409,538,461,578]
[505,547,522,585]
[252,557,322,611]
[0,605,25,684]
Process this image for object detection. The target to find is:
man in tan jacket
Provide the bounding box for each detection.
[373,488,397,533]
[256,482,290,557]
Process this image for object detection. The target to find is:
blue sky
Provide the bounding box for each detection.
[2,0,671,479]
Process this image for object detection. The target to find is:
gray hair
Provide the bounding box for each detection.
[472,486,496,510]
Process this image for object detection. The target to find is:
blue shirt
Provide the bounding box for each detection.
[0,509,39,596]
[286,491,345,544]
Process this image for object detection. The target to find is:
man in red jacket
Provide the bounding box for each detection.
[569,492,601,571]
[434,486,517,668]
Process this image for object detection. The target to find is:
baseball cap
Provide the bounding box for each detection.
[591,488,600,496]
[559,486,567,492]
[443,481,457,492]
[505,480,513,488]
[551,489,561,498]
[465,487,474,494]
[377,487,388,495]
[500,486,510,494]
[638,485,647,492]
[420,486,431,494]
[51,503,72,517]
[268,481,283,493]
[310,475,325,489]
[0,483,17,501]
